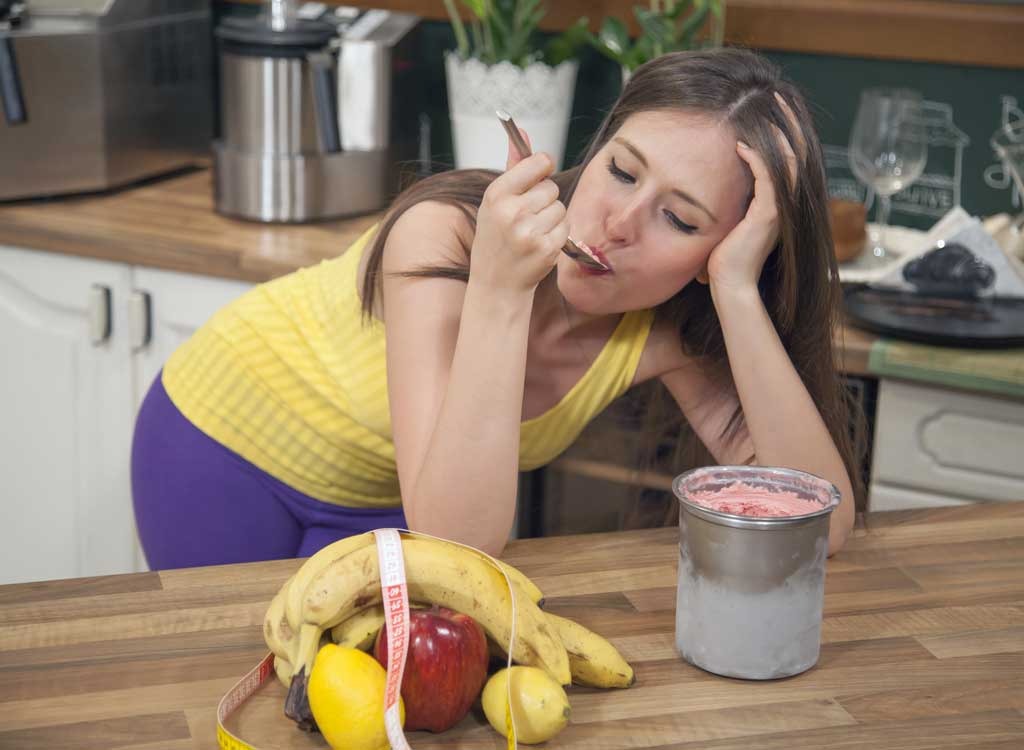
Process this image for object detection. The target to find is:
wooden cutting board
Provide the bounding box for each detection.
[2,503,1023,749]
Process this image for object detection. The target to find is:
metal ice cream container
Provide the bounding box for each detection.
[672,466,841,680]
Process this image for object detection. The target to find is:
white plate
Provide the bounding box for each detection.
[838,224,929,284]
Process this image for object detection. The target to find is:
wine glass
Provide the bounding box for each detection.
[848,88,928,259]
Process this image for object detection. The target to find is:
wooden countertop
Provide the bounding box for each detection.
[0,170,383,285]
[1,503,1022,748]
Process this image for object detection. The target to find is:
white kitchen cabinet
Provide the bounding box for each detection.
[0,246,251,584]
[0,246,135,585]
[870,379,1024,510]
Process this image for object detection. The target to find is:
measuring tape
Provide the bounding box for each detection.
[375,529,413,750]
[216,529,519,750]
[215,653,275,750]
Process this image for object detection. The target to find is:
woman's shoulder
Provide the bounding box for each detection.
[634,313,733,389]
[381,200,475,271]
[392,199,472,231]
[633,314,689,385]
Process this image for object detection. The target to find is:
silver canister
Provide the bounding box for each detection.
[672,466,840,680]
[212,7,420,223]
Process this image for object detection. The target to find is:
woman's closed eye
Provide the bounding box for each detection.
[607,158,698,235]
[664,210,697,234]
[607,157,635,184]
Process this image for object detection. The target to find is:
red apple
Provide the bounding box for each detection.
[373,604,489,733]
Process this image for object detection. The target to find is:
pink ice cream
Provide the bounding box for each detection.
[688,481,824,517]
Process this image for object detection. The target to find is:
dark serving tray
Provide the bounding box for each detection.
[842,285,1024,348]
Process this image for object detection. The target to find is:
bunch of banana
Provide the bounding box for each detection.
[262,532,636,730]
[261,532,566,729]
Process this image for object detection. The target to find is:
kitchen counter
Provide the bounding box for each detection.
[1,502,1022,748]
[0,169,874,376]
[0,170,382,285]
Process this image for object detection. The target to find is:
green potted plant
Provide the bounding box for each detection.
[589,0,726,82]
[442,0,589,169]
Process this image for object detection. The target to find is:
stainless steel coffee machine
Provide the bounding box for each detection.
[0,0,213,201]
[213,2,420,222]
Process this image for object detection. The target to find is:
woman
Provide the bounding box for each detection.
[131,48,861,568]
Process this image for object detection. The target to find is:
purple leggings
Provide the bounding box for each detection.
[131,373,408,570]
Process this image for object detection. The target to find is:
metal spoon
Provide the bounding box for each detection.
[496,110,610,271]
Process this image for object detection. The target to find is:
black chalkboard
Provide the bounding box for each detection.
[764,51,1022,230]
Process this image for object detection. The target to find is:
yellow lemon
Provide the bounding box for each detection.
[307,644,404,750]
[481,666,570,745]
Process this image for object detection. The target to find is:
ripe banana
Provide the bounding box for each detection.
[283,531,541,632]
[273,653,294,688]
[263,574,297,667]
[400,535,544,606]
[302,535,571,686]
[491,557,544,606]
[489,560,545,607]
[330,605,386,651]
[284,531,376,632]
[545,612,635,688]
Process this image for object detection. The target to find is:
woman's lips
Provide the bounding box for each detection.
[575,239,613,273]
[590,246,612,269]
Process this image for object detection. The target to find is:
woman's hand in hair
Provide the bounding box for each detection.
[469,130,569,296]
[703,128,800,294]
[704,94,805,294]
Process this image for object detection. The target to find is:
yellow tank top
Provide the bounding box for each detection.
[162,225,655,508]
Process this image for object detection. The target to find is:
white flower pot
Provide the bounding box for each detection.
[444,51,579,171]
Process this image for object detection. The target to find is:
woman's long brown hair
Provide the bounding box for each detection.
[359,47,865,509]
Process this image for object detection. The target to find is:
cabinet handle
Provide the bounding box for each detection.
[89,284,111,345]
[129,290,152,352]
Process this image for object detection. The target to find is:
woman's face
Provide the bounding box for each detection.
[561,109,753,314]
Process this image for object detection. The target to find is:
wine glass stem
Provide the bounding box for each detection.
[874,194,892,258]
